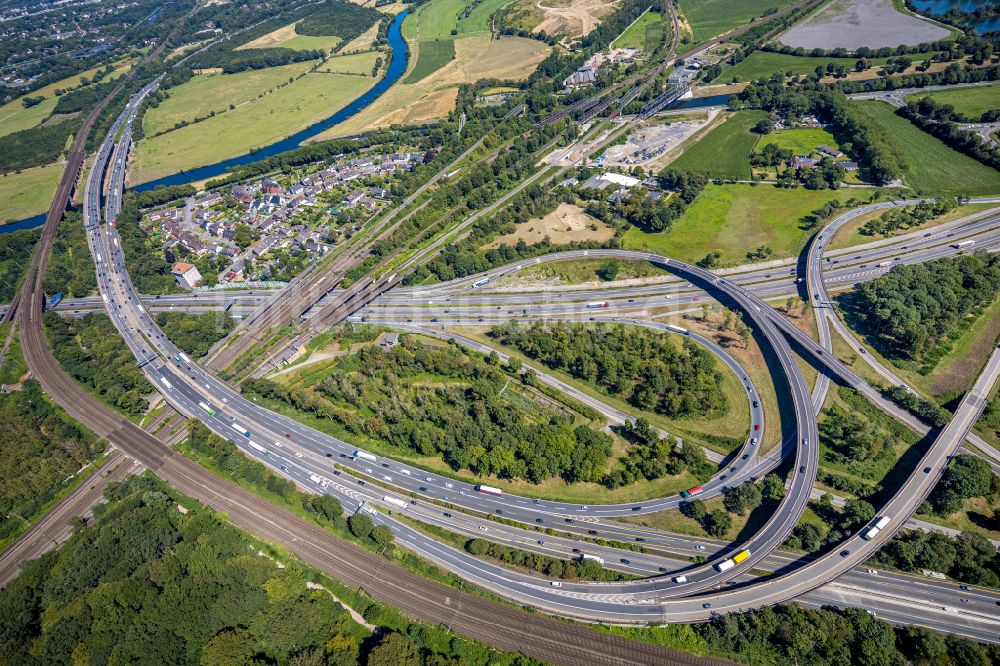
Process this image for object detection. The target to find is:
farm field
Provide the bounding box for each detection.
[141,60,320,136]
[131,71,377,184]
[622,183,858,265]
[905,83,1000,119]
[405,39,456,83]
[236,20,342,51]
[756,127,840,156]
[312,35,548,138]
[668,110,767,179]
[0,163,64,223]
[315,50,382,75]
[854,101,1000,197]
[676,0,796,41]
[612,10,665,52]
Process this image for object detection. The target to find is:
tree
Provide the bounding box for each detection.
[348,512,374,539]
[761,473,786,502]
[366,632,420,666]
[597,260,619,281]
[233,224,254,249]
[681,498,708,520]
[200,628,256,666]
[724,483,762,515]
[752,118,772,134]
[703,509,732,538]
[901,626,948,665]
[371,524,394,548]
[841,498,875,529]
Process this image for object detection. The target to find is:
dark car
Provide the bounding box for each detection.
[621,558,631,565]
[632,506,641,511]
[840,550,850,557]
[536,518,545,524]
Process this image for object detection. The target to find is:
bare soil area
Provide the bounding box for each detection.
[487,203,615,246]
[779,0,951,50]
[534,0,618,37]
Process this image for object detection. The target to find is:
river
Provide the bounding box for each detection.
[3,9,411,234]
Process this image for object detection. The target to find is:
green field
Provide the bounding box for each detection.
[277,33,342,51]
[0,163,64,223]
[403,0,464,41]
[669,110,767,179]
[316,50,382,75]
[405,39,456,83]
[132,71,377,184]
[456,0,512,34]
[142,60,319,137]
[710,50,948,84]
[676,0,796,40]
[855,100,1000,197]
[622,183,859,264]
[757,127,840,156]
[612,11,665,52]
[905,83,1000,119]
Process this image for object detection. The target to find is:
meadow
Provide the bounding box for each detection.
[854,101,1000,197]
[131,71,376,184]
[669,110,767,179]
[676,0,796,40]
[756,127,840,156]
[316,51,382,75]
[622,183,859,264]
[709,50,944,84]
[141,60,319,136]
[0,163,64,223]
[905,83,1000,119]
[612,10,665,52]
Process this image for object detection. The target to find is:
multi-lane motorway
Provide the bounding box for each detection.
[8,51,1000,662]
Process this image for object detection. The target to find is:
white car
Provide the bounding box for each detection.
[445,482,454,489]
[479,525,488,532]
[383,475,393,482]
[550,581,562,587]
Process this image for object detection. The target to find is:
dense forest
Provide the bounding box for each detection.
[187,47,324,74]
[0,120,75,174]
[0,380,102,545]
[689,604,999,666]
[43,313,155,416]
[243,338,616,485]
[156,312,235,357]
[840,254,1000,362]
[488,322,726,419]
[0,474,543,666]
[296,0,381,43]
[42,211,98,299]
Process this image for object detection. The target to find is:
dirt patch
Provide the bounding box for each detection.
[192,67,223,74]
[487,203,614,246]
[237,22,300,50]
[533,0,619,38]
[693,83,745,98]
[778,0,951,50]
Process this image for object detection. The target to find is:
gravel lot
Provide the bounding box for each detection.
[779,0,951,49]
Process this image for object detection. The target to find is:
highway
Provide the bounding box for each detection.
[8,37,1000,654]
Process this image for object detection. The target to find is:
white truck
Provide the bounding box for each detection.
[353,449,377,462]
[383,496,409,510]
[862,515,892,540]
